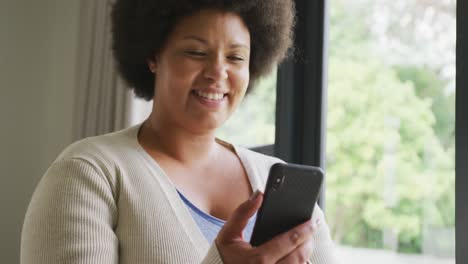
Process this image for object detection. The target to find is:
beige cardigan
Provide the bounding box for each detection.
[21,124,338,263]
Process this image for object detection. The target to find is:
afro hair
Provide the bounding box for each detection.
[111,0,295,100]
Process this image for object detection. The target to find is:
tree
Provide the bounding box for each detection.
[327,0,454,254]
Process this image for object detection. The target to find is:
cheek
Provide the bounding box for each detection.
[163,60,200,91]
[232,67,250,95]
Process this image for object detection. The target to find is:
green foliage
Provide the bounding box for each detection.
[326,0,455,255]
[395,66,455,149]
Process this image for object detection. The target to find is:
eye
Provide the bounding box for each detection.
[228,55,245,62]
[184,50,207,57]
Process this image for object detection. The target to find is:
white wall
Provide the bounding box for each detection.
[0,0,80,262]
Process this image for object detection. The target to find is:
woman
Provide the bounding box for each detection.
[21,0,338,263]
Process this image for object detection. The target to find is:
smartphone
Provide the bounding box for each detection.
[249,163,324,247]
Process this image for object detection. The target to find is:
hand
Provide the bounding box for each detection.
[215,191,320,264]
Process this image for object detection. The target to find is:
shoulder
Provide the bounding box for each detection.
[232,144,285,191]
[234,145,284,170]
[56,124,141,166]
[42,124,143,191]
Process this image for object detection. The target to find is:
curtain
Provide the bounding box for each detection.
[72,0,133,140]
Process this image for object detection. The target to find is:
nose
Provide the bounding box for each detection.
[203,55,228,82]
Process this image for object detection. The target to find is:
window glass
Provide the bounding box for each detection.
[327,0,456,262]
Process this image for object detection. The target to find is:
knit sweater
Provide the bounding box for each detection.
[21,124,339,263]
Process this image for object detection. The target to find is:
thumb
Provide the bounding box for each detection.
[217,190,263,243]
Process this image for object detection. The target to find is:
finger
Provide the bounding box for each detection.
[255,218,319,262]
[276,239,315,264]
[217,190,263,243]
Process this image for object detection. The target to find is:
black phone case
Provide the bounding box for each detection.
[250,163,324,247]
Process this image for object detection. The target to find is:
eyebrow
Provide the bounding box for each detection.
[182,35,250,50]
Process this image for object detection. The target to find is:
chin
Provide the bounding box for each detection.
[188,117,227,134]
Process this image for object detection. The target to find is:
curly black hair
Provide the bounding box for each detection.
[111,0,295,101]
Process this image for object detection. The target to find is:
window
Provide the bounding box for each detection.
[455,1,468,261]
[326,0,455,262]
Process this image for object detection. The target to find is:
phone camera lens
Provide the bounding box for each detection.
[272,176,283,191]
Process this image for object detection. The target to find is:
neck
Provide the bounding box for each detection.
[139,113,219,166]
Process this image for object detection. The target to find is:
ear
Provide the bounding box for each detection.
[147,58,157,74]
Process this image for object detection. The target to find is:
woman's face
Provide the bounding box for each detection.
[149,9,251,133]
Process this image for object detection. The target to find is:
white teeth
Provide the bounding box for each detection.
[194,90,225,100]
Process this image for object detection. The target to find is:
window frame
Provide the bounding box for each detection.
[274,0,328,208]
[456,1,466,262]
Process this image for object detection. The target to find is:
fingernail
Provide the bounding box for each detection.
[310,218,321,230]
[249,190,261,201]
[291,231,300,243]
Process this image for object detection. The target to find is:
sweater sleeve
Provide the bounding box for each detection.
[309,205,341,264]
[21,158,119,264]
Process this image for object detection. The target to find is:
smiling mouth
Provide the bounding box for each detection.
[192,90,228,101]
